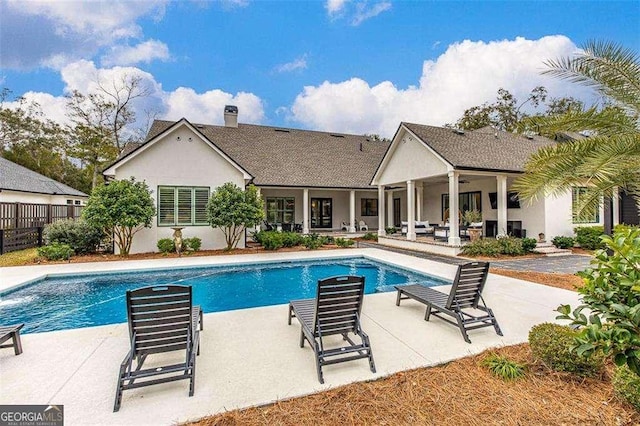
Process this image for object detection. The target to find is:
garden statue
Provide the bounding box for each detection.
[172,227,184,256]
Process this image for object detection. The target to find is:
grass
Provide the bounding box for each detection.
[0,247,38,267]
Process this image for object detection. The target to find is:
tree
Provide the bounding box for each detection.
[83,178,156,256]
[512,41,640,220]
[206,183,264,250]
[557,228,640,376]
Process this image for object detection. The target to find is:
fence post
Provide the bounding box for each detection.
[0,229,4,255]
[47,204,52,224]
[15,202,20,229]
[38,226,44,247]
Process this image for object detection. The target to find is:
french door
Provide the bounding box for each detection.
[311,198,332,228]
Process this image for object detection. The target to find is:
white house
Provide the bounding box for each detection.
[103,106,631,255]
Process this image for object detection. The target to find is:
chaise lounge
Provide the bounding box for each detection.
[394,262,502,343]
[288,275,376,383]
[114,285,203,412]
[0,324,24,355]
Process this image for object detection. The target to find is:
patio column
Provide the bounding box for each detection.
[303,188,309,234]
[349,190,357,232]
[497,175,508,236]
[448,171,461,245]
[387,190,394,230]
[612,187,620,226]
[407,180,416,241]
[378,186,386,237]
[416,183,423,221]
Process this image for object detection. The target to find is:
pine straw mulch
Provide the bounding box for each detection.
[185,344,639,426]
[489,267,584,291]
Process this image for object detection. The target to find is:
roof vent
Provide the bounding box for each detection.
[452,128,465,135]
[274,128,290,133]
[224,105,238,128]
[329,134,345,138]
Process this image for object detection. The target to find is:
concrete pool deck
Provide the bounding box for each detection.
[0,249,581,425]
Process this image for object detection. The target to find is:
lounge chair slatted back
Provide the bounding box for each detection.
[288,275,376,383]
[114,285,203,412]
[395,262,502,343]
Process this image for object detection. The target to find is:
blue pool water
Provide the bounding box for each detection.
[0,257,447,334]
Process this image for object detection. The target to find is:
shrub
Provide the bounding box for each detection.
[574,226,605,250]
[385,226,397,235]
[157,238,175,253]
[251,230,264,244]
[521,237,538,253]
[481,353,525,380]
[260,232,284,250]
[303,234,323,250]
[498,236,524,255]
[281,232,303,248]
[613,365,640,410]
[461,239,502,257]
[362,232,378,241]
[335,238,355,248]
[37,243,74,261]
[184,237,202,252]
[551,235,575,249]
[529,323,604,376]
[43,219,103,254]
[321,235,334,245]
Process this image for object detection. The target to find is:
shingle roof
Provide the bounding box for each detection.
[403,123,555,173]
[0,157,88,197]
[143,120,390,189]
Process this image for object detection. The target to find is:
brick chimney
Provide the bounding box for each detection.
[224,105,238,128]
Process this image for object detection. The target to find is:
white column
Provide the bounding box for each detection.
[612,187,620,226]
[303,188,309,234]
[497,175,508,236]
[416,183,423,222]
[448,171,461,245]
[378,186,386,236]
[349,190,356,232]
[387,190,394,230]
[256,187,262,230]
[407,180,416,241]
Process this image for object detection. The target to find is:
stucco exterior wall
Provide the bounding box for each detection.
[111,126,246,254]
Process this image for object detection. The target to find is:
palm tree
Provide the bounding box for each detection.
[513,41,640,224]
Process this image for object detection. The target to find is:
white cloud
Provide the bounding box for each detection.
[101,40,171,67]
[326,0,348,15]
[288,36,593,137]
[352,1,391,26]
[274,54,308,73]
[164,88,265,124]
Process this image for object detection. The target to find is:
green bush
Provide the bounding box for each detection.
[321,235,334,245]
[613,365,640,410]
[37,243,74,260]
[157,238,175,253]
[551,236,575,249]
[303,234,323,250]
[251,230,264,244]
[574,226,605,250]
[261,232,284,250]
[385,226,397,235]
[481,353,526,380]
[281,232,303,248]
[521,237,538,253]
[335,238,355,248]
[498,236,524,255]
[184,237,202,252]
[362,232,378,241]
[43,219,103,254]
[529,323,604,376]
[461,238,503,257]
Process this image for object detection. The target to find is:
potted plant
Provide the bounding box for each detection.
[463,210,483,241]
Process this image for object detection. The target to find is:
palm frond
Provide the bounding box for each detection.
[518,106,638,137]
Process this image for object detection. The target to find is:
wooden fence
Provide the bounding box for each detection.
[0,226,43,255]
[0,202,83,230]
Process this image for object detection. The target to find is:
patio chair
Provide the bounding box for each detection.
[287,275,376,383]
[341,221,349,231]
[394,262,502,343]
[0,324,24,355]
[358,220,368,232]
[113,285,204,412]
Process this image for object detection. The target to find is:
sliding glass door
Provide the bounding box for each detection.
[311,198,332,228]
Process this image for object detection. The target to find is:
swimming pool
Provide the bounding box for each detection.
[0,257,447,334]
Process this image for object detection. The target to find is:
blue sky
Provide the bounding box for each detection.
[0,0,638,137]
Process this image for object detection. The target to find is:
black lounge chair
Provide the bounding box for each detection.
[288,275,376,384]
[395,262,502,343]
[0,324,24,355]
[114,285,203,412]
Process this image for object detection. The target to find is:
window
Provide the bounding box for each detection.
[266,197,295,224]
[74,200,81,205]
[66,200,73,205]
[360,198,378,216]
[442,191,482,221]
[572,187,599,224]
[488,191,521,209]
[158,186,210,226]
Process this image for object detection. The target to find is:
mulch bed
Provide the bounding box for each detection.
[490,268,584,291]
[185,344,638,426]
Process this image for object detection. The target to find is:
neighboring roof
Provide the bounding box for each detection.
[0,157,88,197]
[402,123,556,173]
[134,120,391,189]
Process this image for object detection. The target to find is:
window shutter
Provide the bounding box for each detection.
[177,188,193,224]
[158,187,176,225]
[194,188,210,224]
